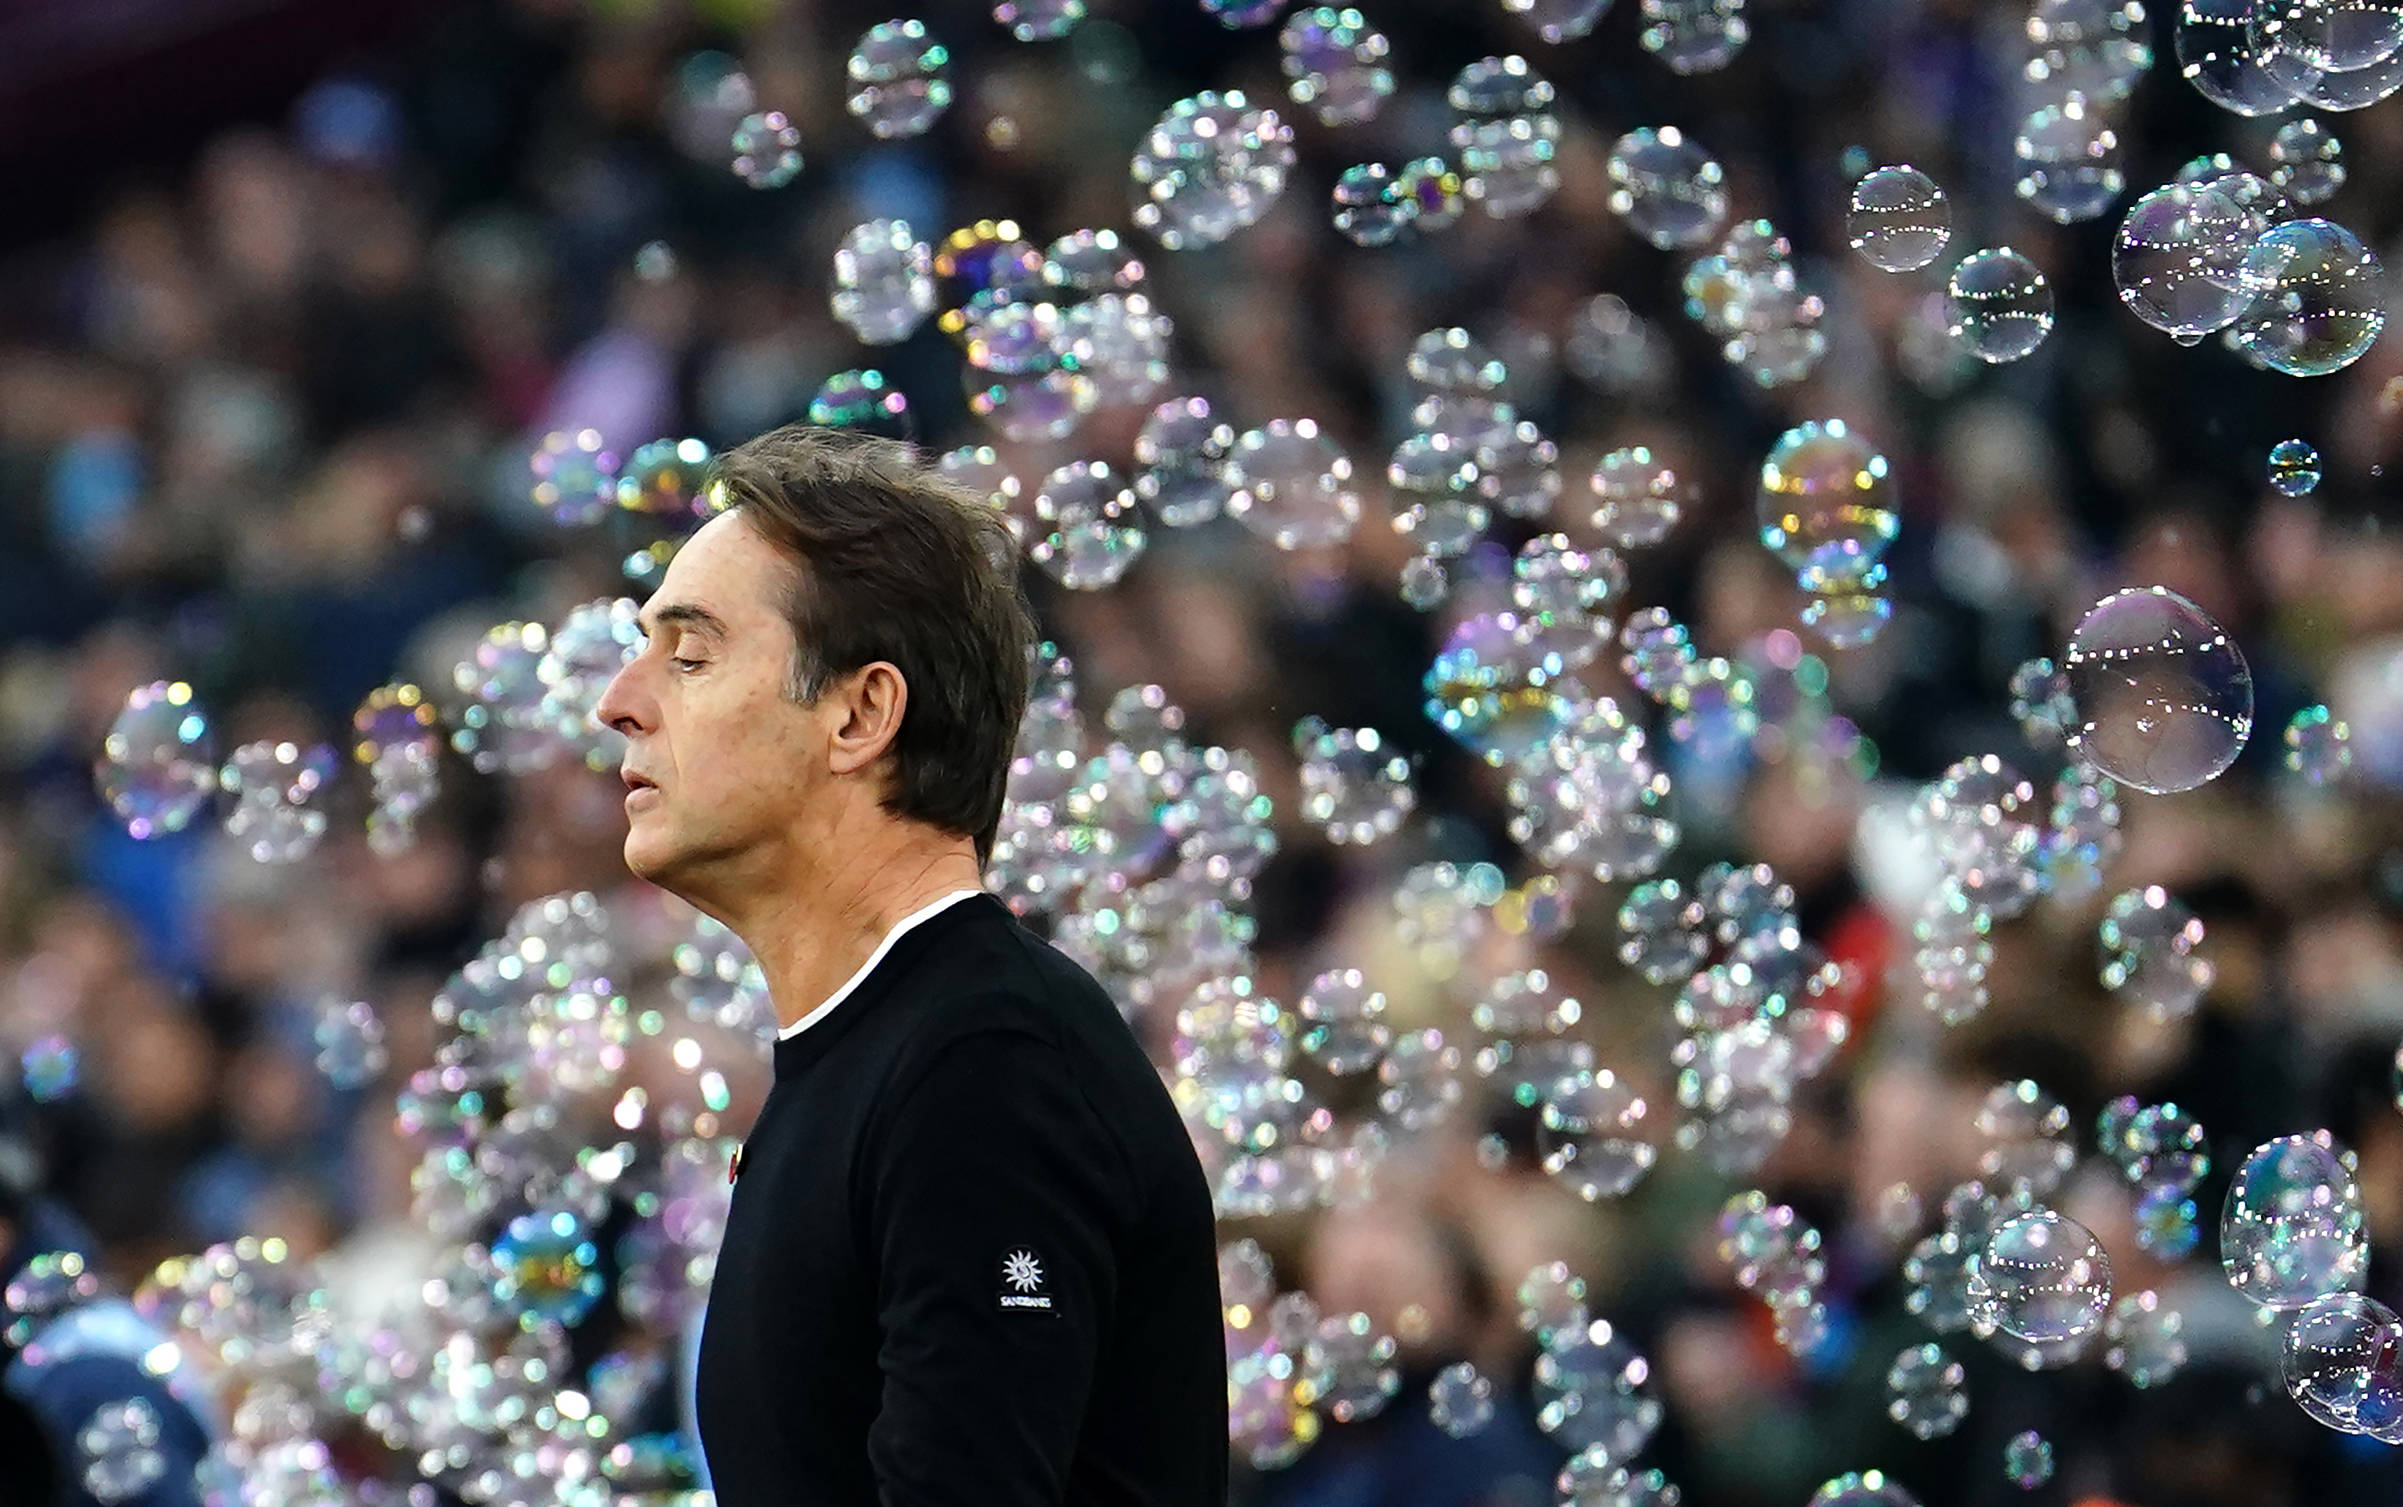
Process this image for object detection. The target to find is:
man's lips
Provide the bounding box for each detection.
[622,770,657,791]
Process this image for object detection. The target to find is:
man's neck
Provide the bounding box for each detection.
[740,842,986,1034]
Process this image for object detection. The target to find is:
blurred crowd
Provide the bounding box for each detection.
[4,0,2403,1502]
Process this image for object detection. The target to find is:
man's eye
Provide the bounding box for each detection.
[671,656,706,672]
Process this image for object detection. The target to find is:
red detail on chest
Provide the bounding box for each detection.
[729,1145,743,1184]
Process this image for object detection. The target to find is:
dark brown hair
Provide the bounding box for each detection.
[707,425,1033,867]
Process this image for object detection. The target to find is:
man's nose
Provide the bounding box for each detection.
[594,660,650,738]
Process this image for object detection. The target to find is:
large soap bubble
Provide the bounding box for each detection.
[2231,217,2388,376]
[2063,586,2253,794]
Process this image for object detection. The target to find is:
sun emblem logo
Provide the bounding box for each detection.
[1001,1250,1044,1293]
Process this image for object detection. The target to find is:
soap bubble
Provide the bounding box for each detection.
[2253,0,2403,74]
[1294,720,1415,845]
[2269,437,2324,493]
[1331,164,1415,246]
[530,428,617,526]
[1639,0,1751,72]
[994,0,1083,39]
[1808,1471,1921,1507]
[1029,461,1146,589]
[1537,1068,1656,1201]
[1505,0,1615,40]
[98,681,217,839]
[1968,1210,2113,1342]
[1136,397,1235,527]
[2013,99,2125,224]
[729,110,802,188]
[312,997,388,1089]
[2105,1289,2189,1385]
[2231,217,2387,376]
[1281,8,1394,127]
[1606,127,1729,250]
[1297,967,1390,1074]
[2026,0,2154,102]
[1428,1361,1496,1436]
[1132,92,1296,251]
[2270,118,2346,202]
[1974,1081,2075,1199]
[1947,248,2055,362]
[2099,886,2214,1022]
[2222,1131,2371,1309]
[1846,165,1952,272]
[2113,182,2253,338]
[832,219,937,344]
[2003,1432,2055,1489]
[2282,1291,2403,1440]
[1226,419,1360,550]
[1886,1342,1969,1439]
[2063,586,2253,794]
[1589,447,1687,548]
[1756,419,1896,592]
[2178,0,2300,112]
[2284,704,2352,782]
[845,20,951,138]
[77,1397,166,1503]
[809,369,911,435]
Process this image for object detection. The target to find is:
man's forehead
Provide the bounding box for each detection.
[639,511,783,634]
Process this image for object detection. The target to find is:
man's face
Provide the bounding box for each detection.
[595,510,822,902]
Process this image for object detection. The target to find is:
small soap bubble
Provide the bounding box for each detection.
[2104,1289,2187,1385]
[1639,0,1750,72]
[97,681,216,840]
[2268,438,2323,495]
[1281,8,1394,126]
[1846,165,1952,272]
[729,110,802,188]
[846,20,951,138]
[809,369,912,437]
[1606,127,1729,251]
[1332,164,1415,246]
[1226,419,1360,550]
[2233,218,2387,377]
[1588,447,1687,548]
[1967,1210,2112,1342]
[1756,419,1896,593]
[1946,248,2055,363]
[2112,182,2251,339]
[312,997,389,1090]
[1428,1361,1496,1436]
[994,0,1084,40]
[2013,99,2125,225]
[1132,92,1296,251]
[2282,1291,2403,1440]
[2270,118,2345,205]
[2063,586,2253,794]
[2003,1431,2054,1489]
[1886,1343,1969,1439]
[2284,704,2351,783]
[530,428,618,526]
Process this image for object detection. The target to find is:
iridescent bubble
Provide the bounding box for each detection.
[1201,0,1288,26]
[1804,593,1891,648]
[1947,248,2056,362]
[2271,117,2347,202]
[1030,461,1147,588]
[1617,878,1708,984]
[937,444,1031,545]
[1455,115,1562,218]
[312,997,388,1089]
[1537,1069,1656,1201]
[1429,1361,1496,1436]
[530,428,618,526]
[2063,586,2253,794]
[2285,703,2352,781]
[1226,419,1360,550]
[2232,217,2387,376]
[1056,293,1171,402]
[2254,0,2403,73]
[1396,158,1466,231]
[6,1251,100,1344]
[2134,1183,2201,1257]
[2014,99,2125,224]
[1886,1342,1969,1439]
[1588,447,1687,548]
[617,436,712,516]
[1968,1210,2113,1342]
[832,219,937,344]
[1847,165,1953,272]
[808,369,911,435]
[2124,1102,2211,1190]
[1332,163,1415,246]
[2283,1291,2403,1440]
[1043,229,1145,295]
[78,1397,165,1504]
[2102,1290,2189,1387]
[2222,1131,2371,1309]
[1639,0,1751,71]
[221,740,337,863]
[1606,127,1729,250]
[1297,967,1389,1075]
[98,680,216,839]
[2112,182,2252,338]
[2003,1432,2055,1490]
[1294,720,1415,845]
[1505,0,1615,41]
[1809,1471,1921,1507]
[1136,397,1234,527]
[2268,436,2325,494]
[1532,1318,1662,1459]
[490,1207,606,1328]
[729,110,802,188]
[2178,0,2301,113]
[1756,419,1896,594]
[2027,0,2155,101]
[968,366,1096,443]
[2098,885,2214,1021]
[846,20,951,138]
[994,0,1084,40]
[1132,92,1296,250]
[1974,1081,2075,1199]
[1280,8,1393,126]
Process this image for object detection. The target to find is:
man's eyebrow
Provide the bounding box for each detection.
[635,603,731,640]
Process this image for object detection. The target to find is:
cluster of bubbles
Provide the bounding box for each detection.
[67,0,2403,1498]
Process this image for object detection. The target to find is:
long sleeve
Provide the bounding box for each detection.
[863,1026,1129,1507]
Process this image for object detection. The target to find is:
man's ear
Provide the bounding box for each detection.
[824,662,908,777]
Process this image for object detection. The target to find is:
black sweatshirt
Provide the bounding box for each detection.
[695,889,1230,1507]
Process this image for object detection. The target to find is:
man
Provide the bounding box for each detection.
[594,426,1228,1507]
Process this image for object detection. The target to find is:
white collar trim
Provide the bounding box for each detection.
[776,888,985,1041]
